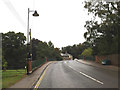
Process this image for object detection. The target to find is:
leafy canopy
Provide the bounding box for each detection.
[84,1,120,55]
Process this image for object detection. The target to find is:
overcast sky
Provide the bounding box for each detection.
[0,0,92,48]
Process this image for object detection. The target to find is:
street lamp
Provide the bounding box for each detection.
[27,8,39,75]
[27,8,39,44]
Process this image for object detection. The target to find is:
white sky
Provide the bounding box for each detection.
[0,0,92,48]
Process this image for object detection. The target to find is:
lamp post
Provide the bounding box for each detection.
[27,8,39,75]
[27,8,39,44]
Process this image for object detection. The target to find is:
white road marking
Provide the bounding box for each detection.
[64,61,67,64]
[66,64,104,85]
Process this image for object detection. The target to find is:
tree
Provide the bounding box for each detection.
[81,48,93,56]
[35,40,62,61]
[48,41,54,48]
[2,31,26,69]
[84,1,120,55]
[54,48,62,60]
[2,56,8,71]
[32,38,40,60]
[61,43,89,59]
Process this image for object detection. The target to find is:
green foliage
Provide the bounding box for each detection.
[84,1,120,55]
[81,48,93,56]
[32,38,62,61]
[0,47,2,60]
[61,42,91,59]
[2,31,62,70]
[48,41,54,48]
[2,57,8,71]
[32,38,40,60]
[2,31,26,69]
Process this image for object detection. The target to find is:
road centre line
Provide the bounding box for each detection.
[64,61,67,63]
[66,64,104,85]
[34,66,49,89]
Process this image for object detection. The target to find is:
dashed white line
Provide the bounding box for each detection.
[66,64,104,85]
[64,61,67,64]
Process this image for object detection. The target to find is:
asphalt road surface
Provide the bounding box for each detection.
[36,60,118,88]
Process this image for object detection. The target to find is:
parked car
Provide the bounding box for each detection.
[102,60,111,65]
[74,58,78,60]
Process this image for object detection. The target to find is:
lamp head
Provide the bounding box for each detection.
[33,10,39,16]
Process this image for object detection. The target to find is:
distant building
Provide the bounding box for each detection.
[61,52,73,60]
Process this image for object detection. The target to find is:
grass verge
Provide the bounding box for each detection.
[2,69,26,88]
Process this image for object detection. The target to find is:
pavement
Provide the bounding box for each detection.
[76,59,120,72]
[10,61,54,88]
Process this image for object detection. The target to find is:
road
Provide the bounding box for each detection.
[35,60,118,88]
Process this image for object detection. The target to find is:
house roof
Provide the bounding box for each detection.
[61,53,72,57]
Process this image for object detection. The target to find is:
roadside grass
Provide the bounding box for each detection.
[2,69,26,88]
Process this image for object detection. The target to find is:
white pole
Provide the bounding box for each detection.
[27,8,30,44]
